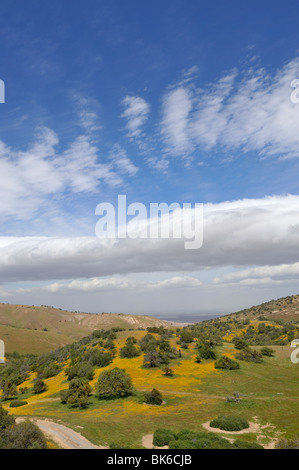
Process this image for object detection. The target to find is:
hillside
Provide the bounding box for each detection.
[1,320,299,449]
[0,303,171,354]
[220,294,299,323]
[1,294,299,355]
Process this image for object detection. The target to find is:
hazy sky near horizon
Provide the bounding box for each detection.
[0,0,299,317]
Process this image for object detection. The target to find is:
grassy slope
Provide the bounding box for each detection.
[0,303,170,354]
[221,294,299,322]
[5,328,299,449]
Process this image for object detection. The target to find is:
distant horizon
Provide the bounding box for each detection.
[3,289,298,324]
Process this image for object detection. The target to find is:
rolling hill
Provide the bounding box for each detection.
[220,294,299,323]
[0,303,171,354]
[1,294,299,354]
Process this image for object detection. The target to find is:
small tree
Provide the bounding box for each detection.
[0,405,15,430]
[60,378,92,408]
[139,334,158,352]
[1,381,18,401]
[195,353,202,363]
[143,350,161,368]
[215,355,240,370]
[144,388,163,405]
[235,347,263,363]
[197,343,217,360]
[233,338,248,350]
[66,362,94,381]
[159,340,172,353]
[3,420,48,449]
[162,367,174,377]
[97,368,134,399]
[120,338,141,358]
[179,330,194,344]
[261,347,275,357]
[33,379,47,394]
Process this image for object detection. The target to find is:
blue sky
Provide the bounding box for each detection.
[0,0,299,317]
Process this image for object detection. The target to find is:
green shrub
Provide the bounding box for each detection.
[176,429,199,441]
[153,429,176,446]
[60,378,92,408]
[144,388,163,405]
[0,405,15,430]
[40,364,62,379]
[162,367,174,376]
[85,350,113,367]
[33,379,47,394]
[179,330,194,344]
[195,354,201,363]
[139,334,158,352]
[154,428,245,449]
[233,338,248,349]
[9,400,27,408]
[97,368,134,399]
[169,439,198,449]
[192,434,233,449]
[235,347,263,363]
[66,362,94,381]
[169,432,233,449]
[233,439,264,449]
[214,355,240,370]
[197,343,217,360]
[119,341,141,358]
[143,350,161,368]
[260,347,275,357]
[210,415,249,431]
[3,420,48,449]
[110,442,129,449]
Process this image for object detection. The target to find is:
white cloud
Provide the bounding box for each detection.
[0,194,298,282]
[146,156,169,172]
[161,87,193,157]
[11,275,202,296]
[0,127,136,219]
[72,93,102,134]
[121,95,150,138]
[161,57,299,160]
[109,144,138,176]
[212,261,299,285]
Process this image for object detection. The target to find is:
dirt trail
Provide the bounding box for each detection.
[16,417,108,449]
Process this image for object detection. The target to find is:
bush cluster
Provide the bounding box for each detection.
[152,427,262,449]
[214,355,240,370]
[209,415,249,431]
